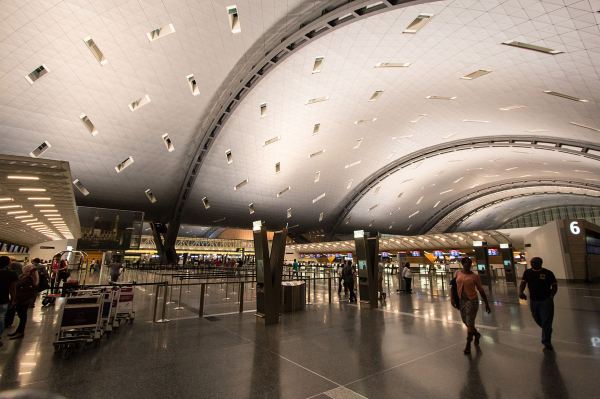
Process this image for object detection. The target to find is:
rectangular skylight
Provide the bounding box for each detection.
[346,179,353,189]
[234,179,248,190]
[313,123,320,135]
[309,149,325,158]
[264,136,280,146]
[345,160,361,169]
[403,14,433,34]
[275,162,281,173]
[202,197,210,209]
[369,90,383,102]
[408,210,420,218]
[416,196,423,205]
[72,179,90,196]
[354,118,377,125]
[570,122,600,132]
[462,119,489,123]
[433,200,440,208]
[147,23,176,42]
[312,192,326,204]
[248,203,255,214]
[314,171,320,183]
[227,5,241,33]
[374,62,411,68]
[319,212,324,222]
[426,95,456,100]
[312,57,324,73]
[25,65,49,84]
[162,133,175,152]
[287,208,292,219]
[186,74,200,96]
[305,96,329,105]
[83,36,107,65]
[499,105,526,111]
[277,186,291,198]
[461,69,491,80]
[453,176,464,183]
[144,189,157,203]
[410,114,427,123]
[544,91,588,102]
[80,114,98,136]
[115,156,134,173]
[29,141,51,158]
[353,138,363,149]
[502,40,563,55]
[128,95,151,112]
[260,102,267,117]
[439,189,453,195]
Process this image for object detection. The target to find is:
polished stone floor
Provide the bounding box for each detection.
[0,272,599,399]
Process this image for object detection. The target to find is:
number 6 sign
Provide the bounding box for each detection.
[569,221,581,235]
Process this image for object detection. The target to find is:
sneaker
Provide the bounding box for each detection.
[9,333,24,340]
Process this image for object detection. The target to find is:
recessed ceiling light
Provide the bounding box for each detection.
[72,179,90,196]
[225,149,233,164]
[319,212,324,222]
[410,114,427,123]
[27,197,51,200]
[306,96,329,105]
[403,14,433,34]
[0,197,13,202]
[312,193,326,204]
[147,23,176,41]
[144,189,157,203]
[312,57,324,73]
[312,123,320,135]
[408,211,420,218]
[34,204,54,207]
[19,188,45,192]
[8,211,28,215]
[276,186,291,198]
[502,40,563,55]
[29,141,51,158]
[353,138,363,150]
[128,95,151,112]
[79,113,98,136]
[162,133,175,152]
[260,102,267,118]
[25,64,49,84]
[248,203,255,214]
[374,62,411,68]
[234,179,248,190]
[544,91,588,102]
[416,196,423,205]
[7,176,39,180]
[227,5,241,33]
[461,69,491,80]
[264,136,281,146]
[115,157,134,173]
[202,197,210,209]
[345,160,361,169]
[439,189,453,195]
[463,119,489,123]
[453,177,464,183]
[21,218,37,222]
[499,105,526,111]
[433,201,440,208]
[368,90,383,102]
[275,162,281,174]
[40,209,58,213]
[354,118,377,125]
[314,171,320,183]
[0,204,21,210]
[570,122,600,132]
[83,36,107,65]
[426,96,456,100]
[346,179,353,189]
[186,74,200,96]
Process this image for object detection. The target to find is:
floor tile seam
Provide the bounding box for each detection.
[342,342,459,387]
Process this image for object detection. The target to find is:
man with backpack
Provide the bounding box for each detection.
[0,256,18,348]
[342,261,356,303]
[4,263,38,340]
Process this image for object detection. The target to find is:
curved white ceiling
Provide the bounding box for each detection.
[184,0,600,233]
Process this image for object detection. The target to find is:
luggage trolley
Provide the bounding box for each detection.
[42,250,89,306]
[114,285,135,326]
[53,294,103,359]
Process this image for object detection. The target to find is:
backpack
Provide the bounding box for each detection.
[37,268,50,292]
[16,275,36,304]
[450,277,460,309]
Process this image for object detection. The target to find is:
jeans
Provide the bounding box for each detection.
[530,297,554,344]
[5,302,30,334]
[347,281,356,302]
[0,303,7,336]
[404,277,412,293]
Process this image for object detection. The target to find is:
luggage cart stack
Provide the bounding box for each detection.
[53,294,103,359]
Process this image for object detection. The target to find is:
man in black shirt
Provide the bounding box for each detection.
[0,256,18,348]
[519,257,558,350]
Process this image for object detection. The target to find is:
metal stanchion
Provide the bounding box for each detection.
[307,277,311,303]
[168,274,175,304]
[175,278,184,310]
[328,273,332,303]
[239,281,245,313]
[156,282,170,323]
[152,284,160,322]
[199,283,206,317]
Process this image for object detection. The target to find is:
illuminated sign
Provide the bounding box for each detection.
[570,221,581,235]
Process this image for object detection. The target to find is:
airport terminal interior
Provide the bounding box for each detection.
[1,0,600,398]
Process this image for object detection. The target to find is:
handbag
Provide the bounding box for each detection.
[450,277,460,309]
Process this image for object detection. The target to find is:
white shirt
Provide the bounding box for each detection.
[402,267,412,279]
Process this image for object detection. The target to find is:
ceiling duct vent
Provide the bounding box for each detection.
[275,162,281,174]
[248,203,255,214]
[79,114,98,136]
[277,186,291,198]
[162,133,174,152]
[461,69,491,80]
[25,65,49,84]
[312,57,324,73]
[313,123,320,135]
[260,102,267,117]
[369,90,383,102]
[287,208,292,219]
[375,62,411,68]
[312,192,326,204]
[186,74,200,96]
[225,149,233,164]
[202,197,211,209]
[314,171,320,183]
[144,189,157,203]
[544,91,588,102]
[83,36,107,65]
[29,141,51,158]
[115,156,134,173]
[264,136,281,146]
[309,149,325,158]
[306,96,329,105]
[147,23,176,42]
[234,179,248,190]
[502,40,562,55]
[227,5,241,33]
[403,14,433,34]
[128,95,151,112]
[426,95,456,100]
[72,179,90,196]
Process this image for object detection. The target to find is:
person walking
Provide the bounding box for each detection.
[292,259,299,279]
[402,262,413,294]
[452,257,491,354]
[0,256,18,348]
[5,263,38,340]
[337,263,346,295]
[378,263,386,300]
[109,257,122,283]
[342,261,356,303]
[519,257,557,351]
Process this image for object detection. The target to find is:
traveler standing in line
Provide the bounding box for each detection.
[519,257,557,351]
[337,263,347,295]
[402,262,413,294]
[378,263,386,300]
[292,259,299,279]
[31,258,49,308]
[452,257,491,354]
[8,259,23,277]
[342,261,356,303]
[5,263,38,340]
[0,256,18,348]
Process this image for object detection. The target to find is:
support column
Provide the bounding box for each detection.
[150,221,179,265]
[354,230,379,309]
[473,241,492,289]
[500,244,517,285]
